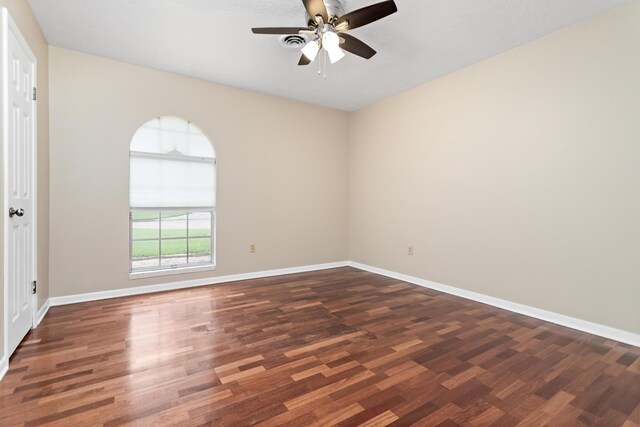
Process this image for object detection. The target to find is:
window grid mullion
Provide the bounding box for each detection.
[129,212,133,272]
[158,211,162,267]
[133,236,209,243]
[130,209,213,272]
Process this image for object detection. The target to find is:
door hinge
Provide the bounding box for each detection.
[32,281,37,294]
[33,87,37,101]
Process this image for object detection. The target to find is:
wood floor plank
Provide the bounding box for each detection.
[0,267,638,426]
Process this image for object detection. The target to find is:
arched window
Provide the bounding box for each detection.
[129,116,216,274]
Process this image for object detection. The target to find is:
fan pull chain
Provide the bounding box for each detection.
[314,50,329,80]
[318,50,325,79]
[323,50,328,79]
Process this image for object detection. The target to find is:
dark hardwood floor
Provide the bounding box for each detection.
[0,267,638,426]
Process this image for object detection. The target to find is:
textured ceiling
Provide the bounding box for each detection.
[29,0,630,111]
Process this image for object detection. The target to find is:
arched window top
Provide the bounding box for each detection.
[131,116,215,159]
[130,116,216,210]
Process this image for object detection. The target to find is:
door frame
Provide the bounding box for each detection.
[1,7,38,364]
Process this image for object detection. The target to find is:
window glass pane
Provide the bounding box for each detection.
[130,211,214,272]
[131,212,159,240]
[186,134,215,158]
[130,117,214,159]
[131,211,160,221]
[189,238,211,264]
[161,212,187,238]
[129,127,161,154]
[160,116,190,133]
[189,212,211,237]
[132,240,159,270]
[161,238,187,266]
[161,125,190,155]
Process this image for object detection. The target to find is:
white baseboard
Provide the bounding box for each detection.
[36,299,50,327]
[0,356,7,383]
[49,261,349,307]
[348,261,640,348]
[43,259,639,348]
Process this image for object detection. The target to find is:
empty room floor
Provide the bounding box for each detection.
[0,267,638,426]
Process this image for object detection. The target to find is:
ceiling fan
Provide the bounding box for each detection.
[251,0,398,67]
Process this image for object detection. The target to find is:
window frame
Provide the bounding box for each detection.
[128,116,216,279]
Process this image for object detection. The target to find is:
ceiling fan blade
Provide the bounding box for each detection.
[335,0,397,30]
[340,33,377,59]
[252,27,309,35]
[302,0,328,24]
[298,54,312,66]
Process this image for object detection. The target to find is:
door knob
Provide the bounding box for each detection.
[9,207,24,218]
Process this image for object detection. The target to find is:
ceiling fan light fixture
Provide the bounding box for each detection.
[322,31,345,63]
[301,40,320,62]
[326,45,345,64]
[322,31,339,50]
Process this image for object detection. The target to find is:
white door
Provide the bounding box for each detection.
[3,9,37,356]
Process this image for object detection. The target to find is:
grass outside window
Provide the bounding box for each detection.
[130,210,213,271]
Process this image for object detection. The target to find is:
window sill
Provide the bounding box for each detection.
[129,264,216,280]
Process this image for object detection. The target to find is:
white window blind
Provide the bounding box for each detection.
[130,117,216,209]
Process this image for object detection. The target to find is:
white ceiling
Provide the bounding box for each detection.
[29,0,630,111]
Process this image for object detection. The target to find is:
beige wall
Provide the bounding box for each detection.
[49,47,349,298]
[0,0,49,364]
[36,0,640,342]
[349,1,640,333]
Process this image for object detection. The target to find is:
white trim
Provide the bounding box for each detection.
[130,150,214,164]
[130,264,216,280]
[0,355,7,383]
[348,261,640,348]
[43,260,639,349]
[29,34,38,329]
[35,298,49,327]
[50,261,349,306]
[1,6,8,382]
[2,7,39,375]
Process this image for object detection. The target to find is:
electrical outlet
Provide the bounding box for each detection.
[250,244,256,253]
[408,246,413,256]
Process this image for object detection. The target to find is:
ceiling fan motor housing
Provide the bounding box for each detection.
[306,0,345,24]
